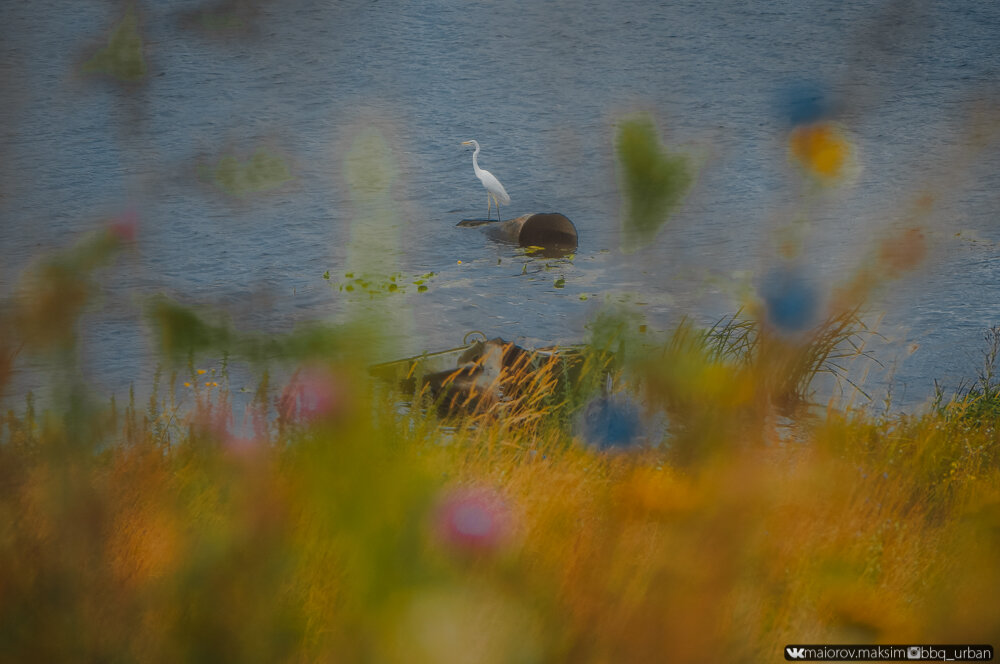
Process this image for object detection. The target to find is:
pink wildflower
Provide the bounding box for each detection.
[108,208,139,243]
[279,366,347,423]
[434,487,511,554]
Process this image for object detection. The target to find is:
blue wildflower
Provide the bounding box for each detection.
[777,80,831,127]
[761,267,820,333]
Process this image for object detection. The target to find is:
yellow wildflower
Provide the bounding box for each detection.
[789,123,849,179]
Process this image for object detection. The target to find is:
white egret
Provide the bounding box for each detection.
[462,140,510,223]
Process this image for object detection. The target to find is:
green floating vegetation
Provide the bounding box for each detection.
[82,7,146,82]
[199,149,294,197]
[616,113,694,253]
[327,270,437,298]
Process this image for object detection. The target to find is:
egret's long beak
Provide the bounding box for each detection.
[461,141,473,146]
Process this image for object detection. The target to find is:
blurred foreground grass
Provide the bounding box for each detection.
[1,224,999,663]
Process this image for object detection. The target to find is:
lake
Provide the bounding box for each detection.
[2,0,999,411]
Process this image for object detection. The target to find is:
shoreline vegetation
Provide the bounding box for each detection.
[1,224,999,662]
[2,110,998,661]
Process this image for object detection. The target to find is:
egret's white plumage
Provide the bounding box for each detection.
[462,140,510,222]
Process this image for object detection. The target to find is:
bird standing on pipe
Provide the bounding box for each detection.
[462,140,510,223]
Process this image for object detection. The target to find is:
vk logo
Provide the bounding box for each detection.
[786,647,807,659]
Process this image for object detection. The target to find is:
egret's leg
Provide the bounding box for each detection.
[486,193,492,221]
[496,199,502,223]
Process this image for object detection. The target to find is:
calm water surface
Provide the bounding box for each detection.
[2,0,999,410]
